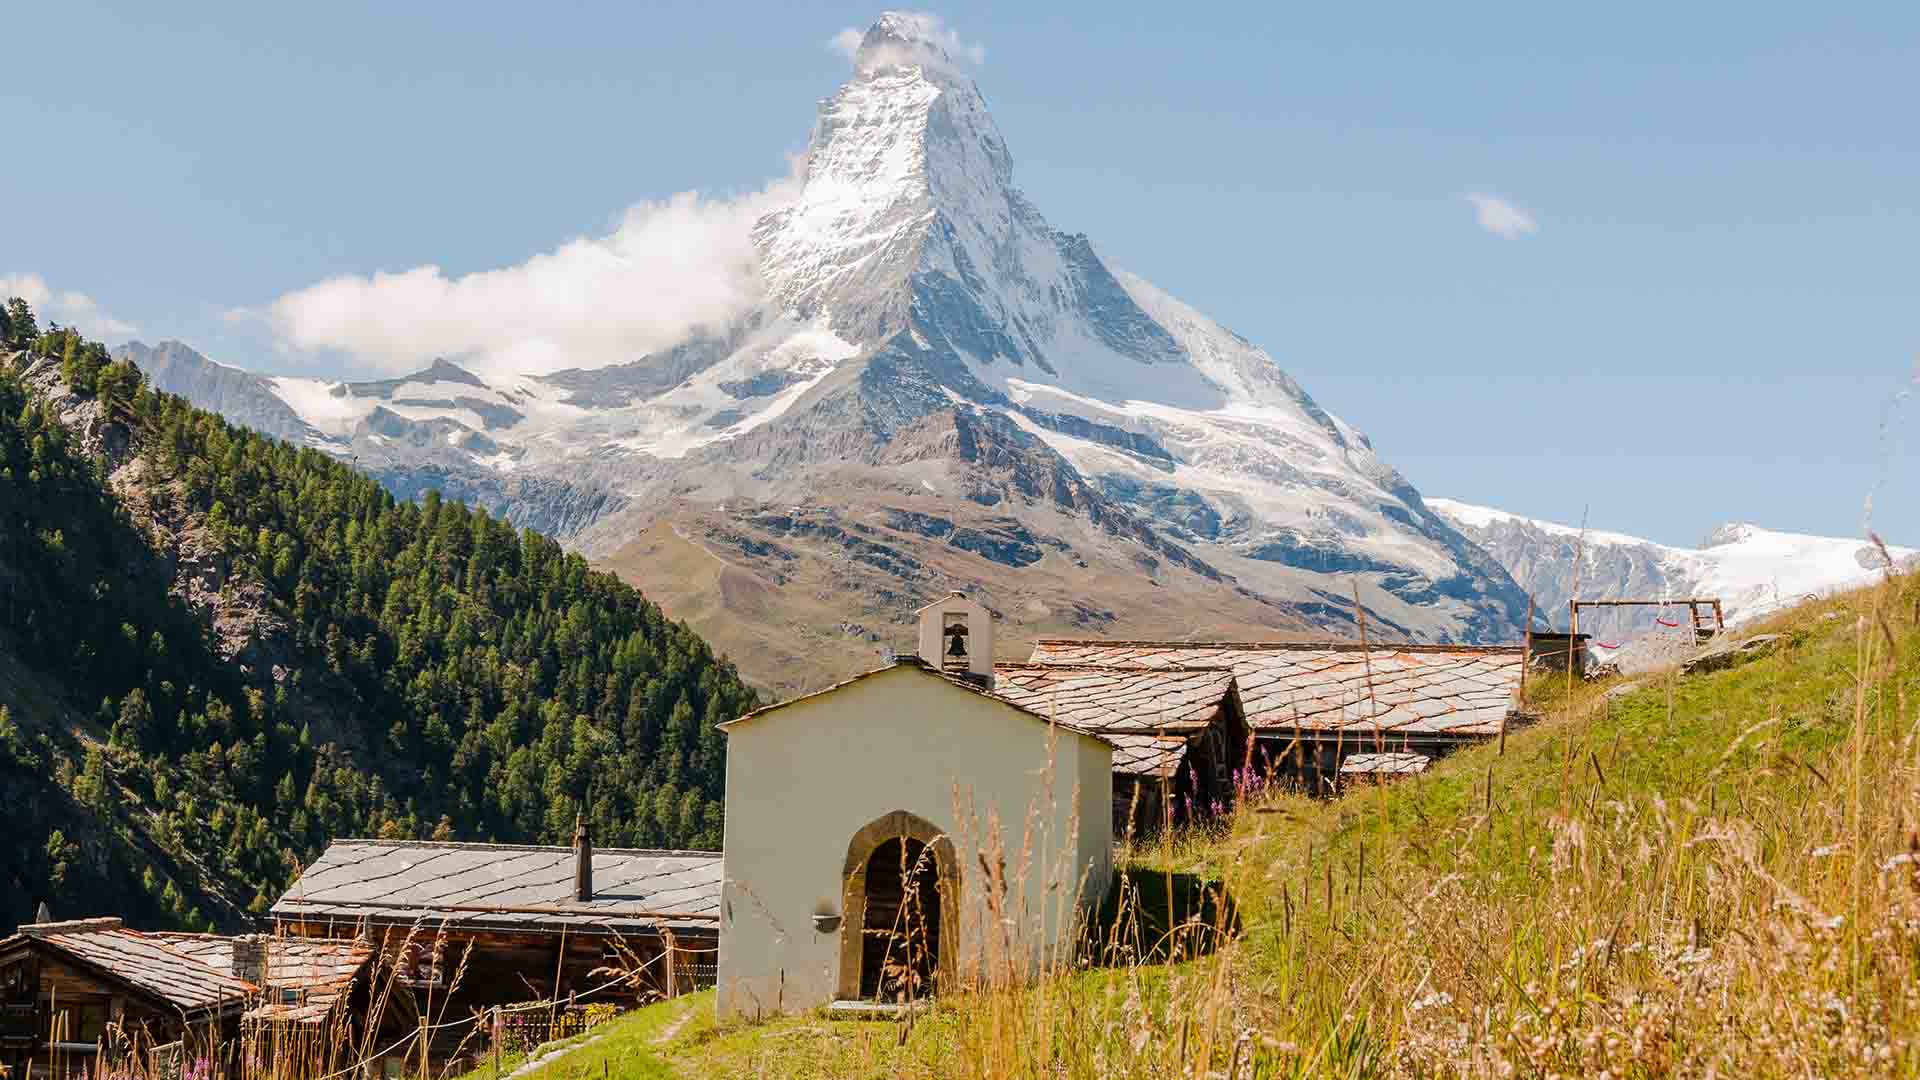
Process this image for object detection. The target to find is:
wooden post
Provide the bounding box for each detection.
[491,1008,500,1080]
[1350,581,1382,754]
[1485,763,1496,849]
[1567,600,1580,697]
[662,931,679,999]
[1518,595,1534,695]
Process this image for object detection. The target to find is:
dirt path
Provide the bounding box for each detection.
[503,1032,608,1080]
[652,1001,698,1046]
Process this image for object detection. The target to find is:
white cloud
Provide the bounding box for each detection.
[0,273,138,340]
[830,12,985,73]
[829,28,865,62]
[1463,193,1538,239]
[259,175,800,376]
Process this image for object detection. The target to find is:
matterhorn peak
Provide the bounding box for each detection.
[754,11,1012,342]
[852,11,982,78]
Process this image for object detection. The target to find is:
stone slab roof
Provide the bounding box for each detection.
[153,935,373,1025]
[272,840,723,935]
[7,919,254,1017]
[1339,752,1433,776]
[1027,641,1528,738]
[1103,733,1192,778]
[989,665,1236,734]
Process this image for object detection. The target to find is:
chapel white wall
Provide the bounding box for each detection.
[716,666,1112,1020]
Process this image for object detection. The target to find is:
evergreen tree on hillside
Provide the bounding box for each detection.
[3,297,35,347]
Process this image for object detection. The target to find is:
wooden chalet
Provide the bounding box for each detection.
[990,664,1248,837]
[0,918,371,1080]
[1027,641,1534,794]
[271,824,720,1033]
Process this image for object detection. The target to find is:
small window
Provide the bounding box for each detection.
[48,1003,106,1046]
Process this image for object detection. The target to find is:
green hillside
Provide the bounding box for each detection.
[0,300,756,931]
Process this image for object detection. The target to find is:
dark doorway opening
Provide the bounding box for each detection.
[858,837,941,1000]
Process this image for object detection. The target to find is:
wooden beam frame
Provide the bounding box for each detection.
[1568,596,1726,636]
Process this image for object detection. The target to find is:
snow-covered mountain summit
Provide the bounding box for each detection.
[125,13,1533,680]
[1430,497,1913,636]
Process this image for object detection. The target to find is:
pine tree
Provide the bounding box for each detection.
[3,298,34,347]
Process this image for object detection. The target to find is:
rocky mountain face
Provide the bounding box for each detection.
[121,13,1533,693]
[1430,498,1914,640]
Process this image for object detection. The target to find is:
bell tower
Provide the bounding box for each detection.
[915,591,993,684]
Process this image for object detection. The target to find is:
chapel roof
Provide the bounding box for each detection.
[719,657,1115,749]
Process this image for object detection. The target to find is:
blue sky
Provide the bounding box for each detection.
[5,1,1917,548]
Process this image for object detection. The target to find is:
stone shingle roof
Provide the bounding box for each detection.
[1339,752,1433,776]
[1027,641,1528,738]
[1102,733,1193,778]
[989,665,1236,734]
[272,840,722,935]
[988,665,1238,779]
[8,919,254,1017]
[152,935,372,1022]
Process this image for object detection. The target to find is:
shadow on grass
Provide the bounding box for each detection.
[1085,866,1239,967]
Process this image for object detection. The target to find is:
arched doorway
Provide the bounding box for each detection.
[838,810,959,1002]
[858,837,941,999]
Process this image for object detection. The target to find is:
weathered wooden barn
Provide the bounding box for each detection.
[0,918,372,1080]
[990,664,1248,838]
[1027,641,1533,793]
[271,827,721,1033]
[0,918,253,1079]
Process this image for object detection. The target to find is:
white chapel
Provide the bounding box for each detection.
[714,592,1114,1019]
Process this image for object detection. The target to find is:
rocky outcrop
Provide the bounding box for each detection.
[17,354,296,690]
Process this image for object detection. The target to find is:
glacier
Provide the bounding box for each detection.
[1431,497,1914,637]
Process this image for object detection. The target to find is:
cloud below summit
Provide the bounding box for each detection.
[259,177,799,377]
[1463,193,1538,239]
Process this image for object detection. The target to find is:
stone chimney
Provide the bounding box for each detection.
[573,814,593,902]
[231,934,268,988]
[915,590,993,686]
